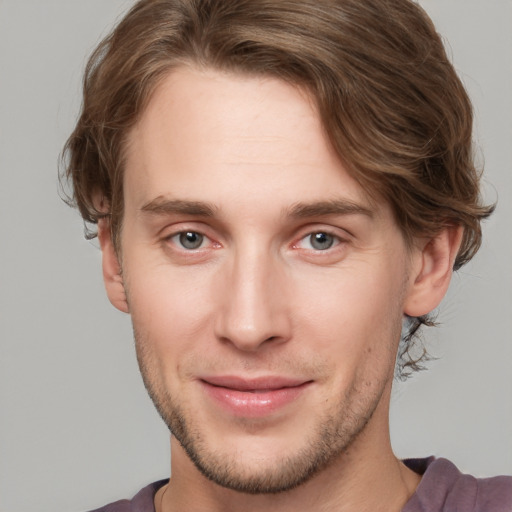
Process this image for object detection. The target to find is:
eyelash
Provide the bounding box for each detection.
[293,231,343,252]
[164,230,219,252]
[169,231,209,250]
[164,228,345,255]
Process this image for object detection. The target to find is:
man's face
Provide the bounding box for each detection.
[118,67,419,493]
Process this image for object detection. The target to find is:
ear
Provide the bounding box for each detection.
[404,226,463,317]
[97,218,129,314]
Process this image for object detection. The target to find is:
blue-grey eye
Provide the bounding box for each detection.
[309,232,335,250]
[178,231,204,249]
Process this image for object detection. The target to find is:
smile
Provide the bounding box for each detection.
[199,376,313,418]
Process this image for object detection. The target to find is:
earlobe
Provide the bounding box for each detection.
[98,218,129,314]
[404,226,463,318]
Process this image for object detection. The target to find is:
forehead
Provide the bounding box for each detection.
[123,66,379,216]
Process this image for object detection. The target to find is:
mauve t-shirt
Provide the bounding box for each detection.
[88,457,512,511]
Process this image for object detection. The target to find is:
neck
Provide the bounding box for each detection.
[157,389,420,512]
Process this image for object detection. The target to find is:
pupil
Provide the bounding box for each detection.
[311,232,333,250]
[180,232,203,249]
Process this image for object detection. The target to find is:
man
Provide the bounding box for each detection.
[63,0,511,510]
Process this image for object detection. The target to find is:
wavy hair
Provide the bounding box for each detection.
[63,0,494,375]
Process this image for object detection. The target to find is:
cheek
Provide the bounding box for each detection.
[291,262,405,376]
[295,262,403,334]
[124,261,216,355]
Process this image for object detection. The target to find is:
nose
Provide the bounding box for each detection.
[214,246,292,352]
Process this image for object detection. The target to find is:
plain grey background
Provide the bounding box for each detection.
[0,1,511,511]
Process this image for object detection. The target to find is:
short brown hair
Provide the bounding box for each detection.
[63,0,493,372]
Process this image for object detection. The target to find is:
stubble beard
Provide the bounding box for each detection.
[134,330,390,495]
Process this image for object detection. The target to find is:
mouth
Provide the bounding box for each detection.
[198,375,313,418]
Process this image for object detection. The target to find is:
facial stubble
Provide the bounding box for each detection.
[133,326,394,495]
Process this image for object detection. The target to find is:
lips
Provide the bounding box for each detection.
[199,375,312,418]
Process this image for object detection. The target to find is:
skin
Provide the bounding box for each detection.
[99,66,462,512]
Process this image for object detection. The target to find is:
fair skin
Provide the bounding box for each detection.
[98,66,461,512]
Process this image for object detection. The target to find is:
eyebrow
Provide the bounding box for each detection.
[286,199,374,219]
[139,197,217,217]
[139,197,373,220]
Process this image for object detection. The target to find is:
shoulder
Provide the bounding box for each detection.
[86,480,168,512]
[403,457,512,512]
